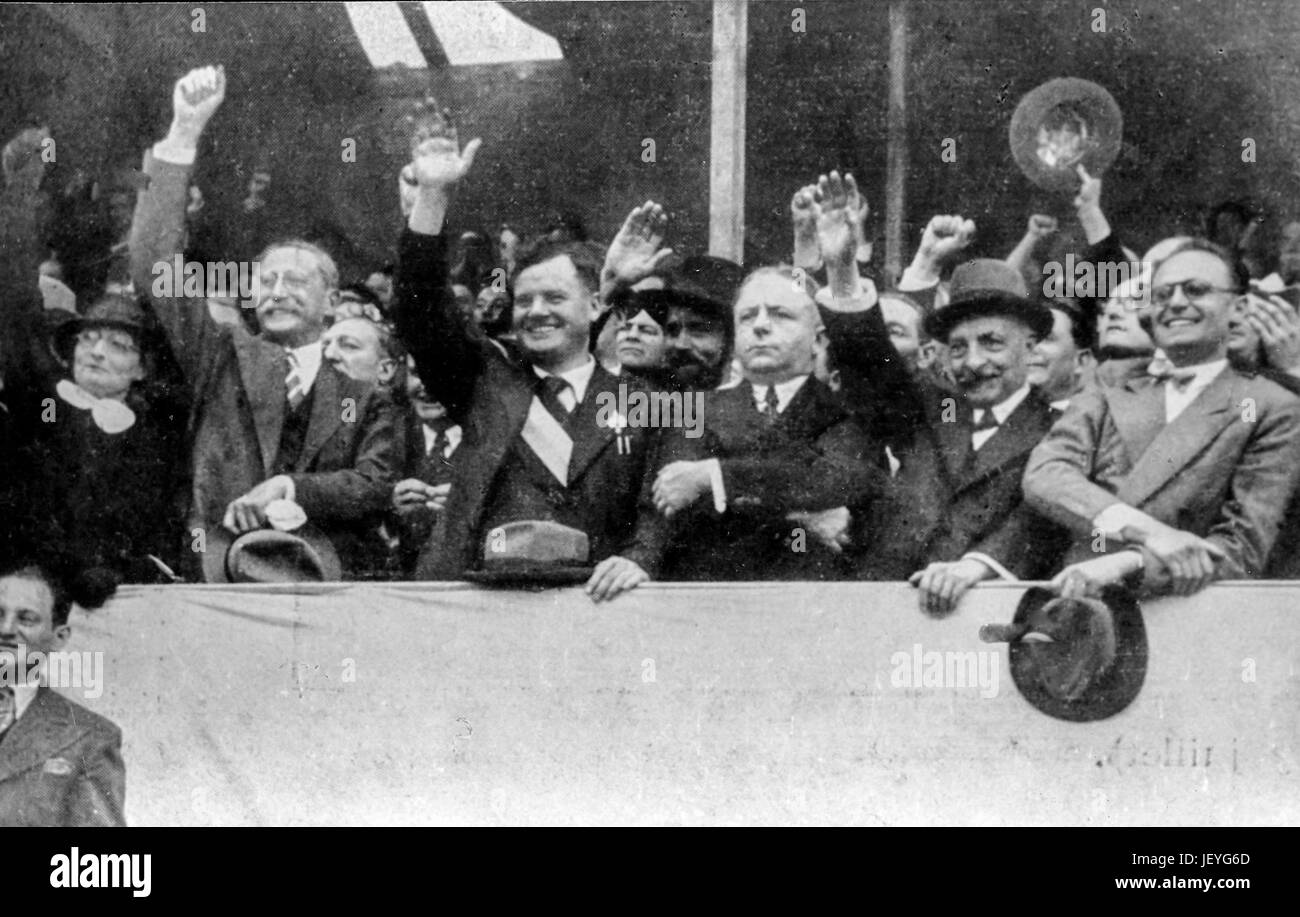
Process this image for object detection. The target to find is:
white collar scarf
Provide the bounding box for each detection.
[56,379,136,434]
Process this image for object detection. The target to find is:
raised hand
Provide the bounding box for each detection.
[410,131,481,190]
[791,184,820,269]
[170,65,226,146]
[1027,213,1059,241]
[601,200,674,295]
[1074,164,1102,212]
[812,171,858,267]
[918,214,976,262]
[1244,293,1300,374]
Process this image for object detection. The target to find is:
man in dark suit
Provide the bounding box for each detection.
[1025,239,1300,597]
[847,257,1069,614]
[394,118,668,600]
[0,562,124,827]
[130,66,400,580]
[650,263,883,580]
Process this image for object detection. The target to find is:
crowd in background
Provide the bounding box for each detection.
[4,64,1300,614]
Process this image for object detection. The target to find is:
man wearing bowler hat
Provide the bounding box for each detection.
[858,258,1070,613]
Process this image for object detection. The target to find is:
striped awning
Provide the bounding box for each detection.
[344,1,563,69]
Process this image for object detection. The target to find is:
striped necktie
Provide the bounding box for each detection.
[0,686,14,735]
[285,351,307,410]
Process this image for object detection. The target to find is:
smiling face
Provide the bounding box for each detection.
[615,309,669,372]
[733,272,823,386]
[512,254,599,372]
[0,573,68,683]
[72,325,145,400]
[945,315,1036,409]
[322,318,395,385]
[253,246,336,348]
[1149,250,1240,365]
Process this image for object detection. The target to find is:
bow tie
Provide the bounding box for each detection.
[56,379,137,433]
[1146,360,1198,391]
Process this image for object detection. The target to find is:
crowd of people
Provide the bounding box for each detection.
[4,63,1300,616]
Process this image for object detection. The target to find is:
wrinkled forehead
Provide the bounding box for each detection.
[734,273,817,319]
[947,314,1034,343]
[325,317,382,347]
[0,574,55,620]
[261,246,329,282]
[514,254,587,295]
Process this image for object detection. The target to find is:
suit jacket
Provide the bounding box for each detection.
[817,307,1067,579]
[395,228,670,579]
[860,382,1070,580]
[132,152,402,579]
[1023,365,1300,585]
[661,378,884,580]
[0,688,125,827]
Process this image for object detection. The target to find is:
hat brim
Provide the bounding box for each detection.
[201,526,344,584]
[463,564,595,588]
[1010,78,1123,193]
[53,317,158,365]
[924,295,1053,341]
[1007,584,1147,722]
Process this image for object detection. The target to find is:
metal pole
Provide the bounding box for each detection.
[709,0,747,263]
[885,0,909,286]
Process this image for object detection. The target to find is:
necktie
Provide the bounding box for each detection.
[761,386,781,425]
[285,351,307,410]
[537,375,573,427]
[972,409,999,432]
[1147,361,1198,392]
[429,425,451,460]
[0,687,14,735]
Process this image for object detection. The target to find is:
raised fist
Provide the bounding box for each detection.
[1027,213,1058,240]
[171,66,225,143]
[919,214,976,261]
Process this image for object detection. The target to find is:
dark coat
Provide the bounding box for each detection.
[394,228,671,579]
[660,378,885,580]
[131,152,402,579]
[0,688,125,827]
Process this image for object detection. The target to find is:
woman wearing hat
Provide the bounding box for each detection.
[14,293,189,585]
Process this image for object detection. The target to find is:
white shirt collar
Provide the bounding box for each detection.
[750,374,810,413]
[976,382,1032,425]
[11,683,38,720]
[1051,398,1071,413]
[288,342,324,393]
[532,356,597,405]
[1169,358,1228,388]
[422,423,462,457]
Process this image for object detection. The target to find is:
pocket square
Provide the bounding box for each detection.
[43,757,73,776]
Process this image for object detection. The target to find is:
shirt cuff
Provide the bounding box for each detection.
[705,458,726,514]
[151,139,197,166]
[1092,503,1151,543]
[898,264,940,292]
[961,552,1017,582]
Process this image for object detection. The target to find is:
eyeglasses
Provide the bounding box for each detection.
[1150,280,1239,307]
[76,328,138,356]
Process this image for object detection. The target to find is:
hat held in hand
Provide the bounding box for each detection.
[981,584,1147,722]
[923,258,1054,341]
[1010,77,1123,193]
[464,520,593,586]
[202,526,342,584]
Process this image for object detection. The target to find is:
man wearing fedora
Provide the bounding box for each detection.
[394,118,671,600]
[849,255,1069,613]
[0,127,188,584]
[1026,239,1300,597]
[129,67,401,581]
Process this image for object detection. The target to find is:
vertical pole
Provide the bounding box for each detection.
[709,0,747,263]
[885,0,909,286]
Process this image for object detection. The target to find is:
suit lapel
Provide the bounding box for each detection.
[566,365,619,482]
[963,392,1050,487]
[1117,368,1241,507]
[0,688,80,783]
[297,364,344,471]
[1104,376,1167,467]
[933,408,973,483]
[235,330,287,477]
